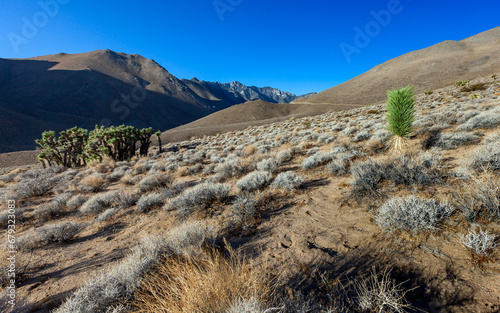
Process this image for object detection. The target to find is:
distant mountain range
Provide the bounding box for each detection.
[0,50,313,152]
[182,78,316,104]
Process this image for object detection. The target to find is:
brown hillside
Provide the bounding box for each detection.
[299,26,500,105]
[161,100,362,143]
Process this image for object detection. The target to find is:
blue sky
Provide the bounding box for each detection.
[1,0,499,95]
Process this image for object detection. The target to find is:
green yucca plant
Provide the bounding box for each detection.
[385,85,415,153]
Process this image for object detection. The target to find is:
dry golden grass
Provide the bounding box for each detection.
[245,145,257,156]
[120,174,135,185]
[80,175,106,192]
[131,246,271,313]
[88,157,115,173]
[176,167,189,177]
[366,138,386,154]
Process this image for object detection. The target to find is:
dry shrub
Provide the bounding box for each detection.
[131,246,270,313]
[79,174,106,193]
[176,167,189,177]
[245,145,258,156]
[453,173,500,222]
[460,229,497,268]
[120,174,135,185]
[0,248,32,293]
[355,267,413,313]
[89,157,115,173]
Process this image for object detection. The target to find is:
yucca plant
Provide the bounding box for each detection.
[385,85,415,153]
[155,130,163,154]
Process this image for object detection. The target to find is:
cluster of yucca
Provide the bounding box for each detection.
[36,125,155,167]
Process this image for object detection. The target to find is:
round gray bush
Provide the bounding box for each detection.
[270,171,305,190]
[236,171,273,192]
[375,196,453,234]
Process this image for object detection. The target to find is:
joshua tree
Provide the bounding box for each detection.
[385,85,415,153]
[36,127,89,168]
[36,125,155,167]
[155,130,163,154]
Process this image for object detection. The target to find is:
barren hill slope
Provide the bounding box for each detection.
[161,100,362,143]
[299,26,500,105]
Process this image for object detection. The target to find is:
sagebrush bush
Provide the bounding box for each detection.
[79,190,118,215]
[0,172,17,184]
[167,183,231,218]
[35,201,65,222]
[433,132,481,149]
[236,171,273,192]
[467,141,500,171]
[137,193,165,213]
[9,172,59,199]
[351,153,443,197]
[277,148,293,163]
[139,173,174,192]
[256,158,279,173]
[215,158,247,179]
[108,167,127,182]
[96,208,118,222]
[339,126,358,137]
[460,229,497,258]
[115,189,139,209]
[0,210,11,225]
[457,112,500,131]
[229,193,260,232]
[306,147,320,156]
[327,160,348,176]
[352,131,372,142]
[375,196,453,235]
[453,175,500,222]
[66,194,88,210]
[270,171,304,190]
[17,221,84,249]
[121,174,142,186]
[301,152,332,170]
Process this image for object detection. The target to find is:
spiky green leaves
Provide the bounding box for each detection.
[35,125,155,168]
[386,86,415,138]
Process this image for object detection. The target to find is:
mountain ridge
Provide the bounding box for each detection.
[0,49,310,153]
[181,78,316,104]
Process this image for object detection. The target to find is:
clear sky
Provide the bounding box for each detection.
[1,0,499,95]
